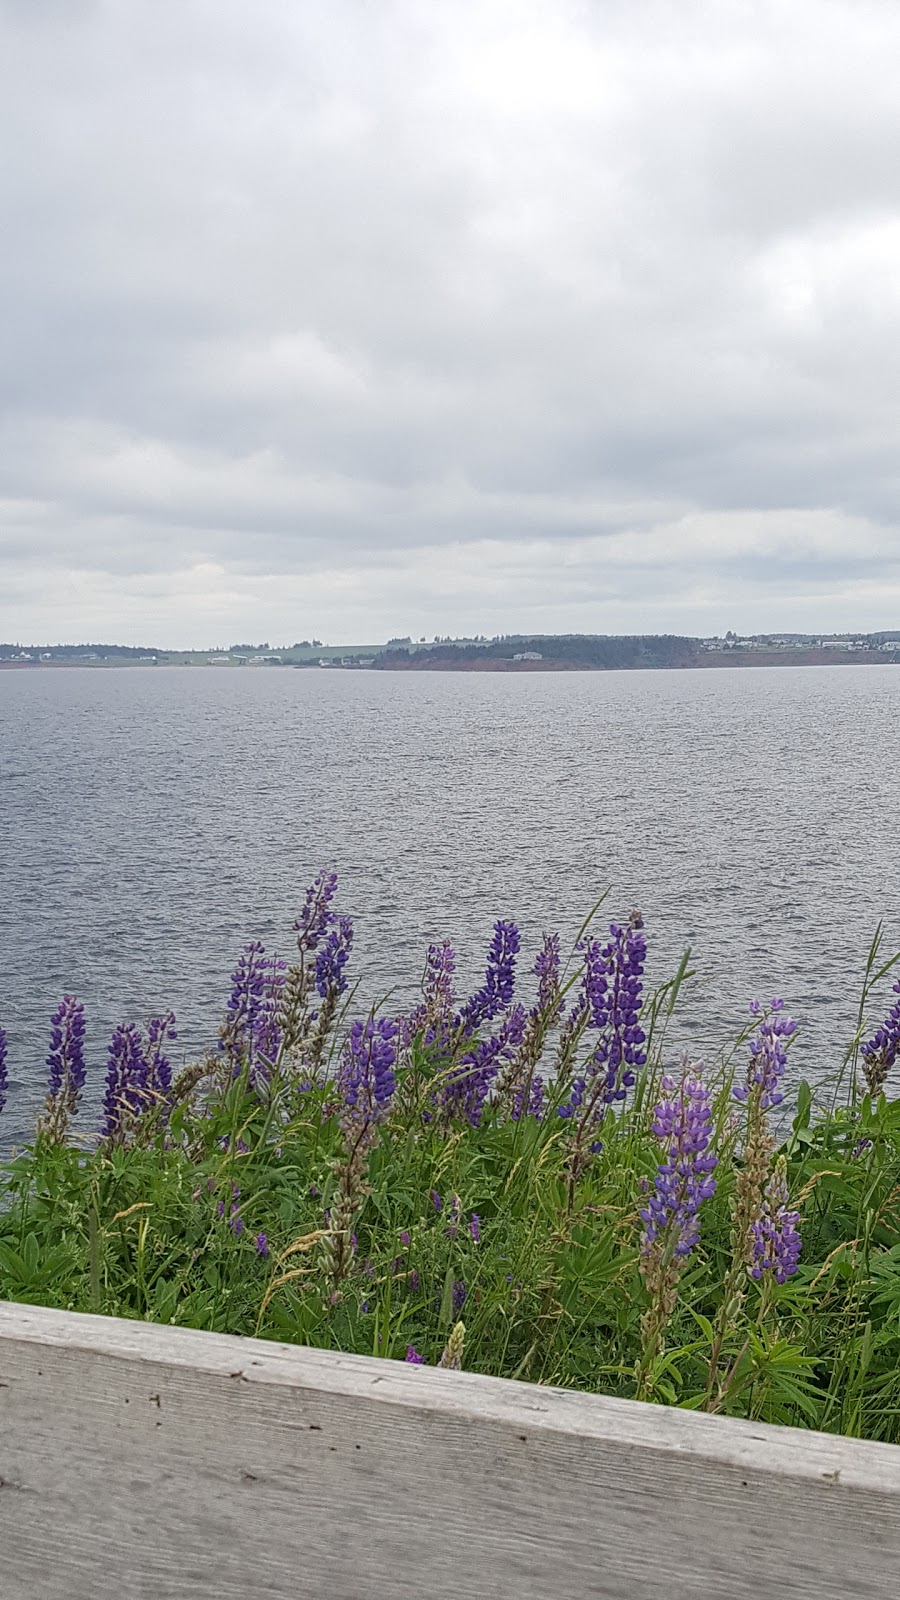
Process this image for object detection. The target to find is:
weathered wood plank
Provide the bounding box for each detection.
[1,1300,899,1598]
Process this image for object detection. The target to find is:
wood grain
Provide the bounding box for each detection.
[1,1301,899,1598]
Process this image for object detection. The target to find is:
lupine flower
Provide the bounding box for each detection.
[145,1011,176,1101]
[749,1156,801,1284]
[102,1022,148,1140]
[315,916,353,998]
[733,998,798,1112]
[640,1072,719,1260]
[512,1073,545,1121]
[0,1026,8,1117]
[861,978,900,1097]
[637,1065,718,1394]
[559,916,647,1120]
[431,1190,442,1212]
[294,868,338,950]
[399,1230,411,1246]
[338,1017,399,1135]
[222,943,285,1077]
[255,1231,269,1258]
[452,1280,468,1315]
[470,1213,480,1243]
[461,921,520,1031]
[409,1270,420,1294]
[405,1345,426,1364]
[441,1004,527,1126]
[45,995,88,1116]
[534,933,562,1020]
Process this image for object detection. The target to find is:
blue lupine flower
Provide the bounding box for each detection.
[223,943,284,1075]
[640,1071,718,1260]
[256,1232,269,1258]
[733,999,798,1111]
[145,1011,176,1100]
[315,916,354,998]
[749,1157,801,1284]
[46,996,87,1115]
[559,916,647,1120]
[461,920,520,1031]
[442,1004,526,1126]
[861,978,900,1095]
[405,1345,426,1364]
[338,1016,399,1134]
[294,868,338,950]
[102,1021,148,1138]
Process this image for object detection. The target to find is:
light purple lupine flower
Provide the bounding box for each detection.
[441,1004,527,1126]
[294,868,338,950]
[470,1213,481,1243]
[733,999,798,1112]
[749,1157,801,1284]
[315,916,354,998]
[861,978,900,1096]
[640,1071,718,1260]
[431,1190,442,1212]
[256,1231,269,1257]
[461,920,520,1031]
[46,995,88,1114]
[403,940,458,1043]
[405,1345,426,1364]
[223,943,284,1076]
[0,1026,8,1116]
[102,1021,148,1139]
[337,1016,399,1134]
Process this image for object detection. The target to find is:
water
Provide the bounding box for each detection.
[2,663,899,1142]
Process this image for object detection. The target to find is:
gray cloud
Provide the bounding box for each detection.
[2,0,900,643]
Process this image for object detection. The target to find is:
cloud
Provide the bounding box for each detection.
[2,0,900,642]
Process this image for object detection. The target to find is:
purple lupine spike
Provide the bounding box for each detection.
[145,1011,176,1099]
[315,916,354,998]
[294,868,338,950]
[461,920,520,1031]
[733,999,798,1111]
[452,1280,468,1315]
[861,978,900,1097]
[102,1021,148,1139]
[512,1072,545,1122]
[222,944,284,1075]
[0,1025,8,1116]
[441,1004,527,1126]
[640,1070,718,1259]
[405,1345,426,1364]
[338,1016,399,1134]
[46,996,87,1113]
[533,933,562,1020]
[470,1213,481,1243]
[559,915,647,1120]
[256,1232,269,1258]
[749,1157,801,1283]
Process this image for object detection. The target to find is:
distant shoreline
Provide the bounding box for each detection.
[2,649,898,673]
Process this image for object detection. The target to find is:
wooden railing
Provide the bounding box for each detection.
[1,1300,899,1597]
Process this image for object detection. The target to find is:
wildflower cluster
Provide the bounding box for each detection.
[861,978,900,1098]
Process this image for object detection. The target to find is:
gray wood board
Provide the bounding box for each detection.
[1,1300,899,1598]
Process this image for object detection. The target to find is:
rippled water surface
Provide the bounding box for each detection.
[2,663,899,1141]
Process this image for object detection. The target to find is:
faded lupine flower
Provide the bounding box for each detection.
[0,1025,8,1116]
[40,995,88,1142]
[315,916,354,999]
[861,978,900,1098]
[102,1022,148,1141]
[470,1213,481,1244]
[511,1073,545,1121]
[637,1066,718,1396]
[496,935,563,1114]
[461,921,520,1031]
[405,1345,426,1364]
[732,1000,798,1268]
[749,1157,801,1284]
[534,933,562,1021]
[440,1005,526,1126]
[438,1321,466,1370]
[405,940,457,1043]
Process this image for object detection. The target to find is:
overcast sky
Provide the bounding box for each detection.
[2,0,900,645]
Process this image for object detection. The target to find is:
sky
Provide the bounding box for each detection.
[2,0,900,646]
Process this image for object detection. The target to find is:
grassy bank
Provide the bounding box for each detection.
[2,874,900,1439]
